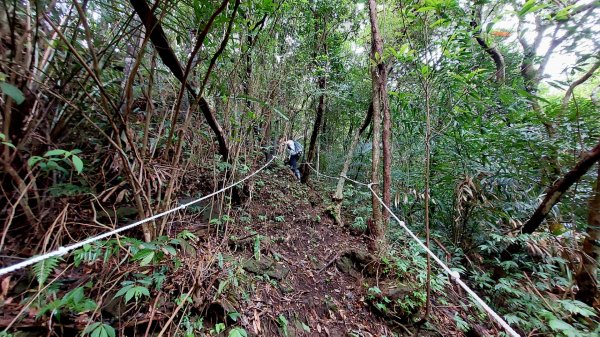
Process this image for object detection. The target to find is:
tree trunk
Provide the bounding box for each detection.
[575,164,600,306]
[422,80,432,319]
[129,0,229,161]
[331,103,373,225]
[381,68,391,229]
[300,10,327,184]
[301,76,326,184]
[367,0,384,252]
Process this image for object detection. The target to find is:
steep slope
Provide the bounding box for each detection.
[1,163,474,337]
[220,164,397,336]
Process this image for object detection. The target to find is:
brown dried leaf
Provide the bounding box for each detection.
[0,276,10,300]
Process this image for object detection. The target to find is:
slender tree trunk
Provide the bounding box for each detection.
[331,104,373,225]
[575,164,600,306]
[562,60,600,112]
[367,0,384,252]
[381,73,392,229]
[423,80,432,319]
[300,10,327,184]
[502,141,600,260]
[129,0,230,161]
[301,76,326,183]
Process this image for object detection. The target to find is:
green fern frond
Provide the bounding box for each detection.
[32,256,60,286]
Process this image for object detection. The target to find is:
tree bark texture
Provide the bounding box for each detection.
[367,0,385,251]
[300,10,327,184]
[562,60,600,112]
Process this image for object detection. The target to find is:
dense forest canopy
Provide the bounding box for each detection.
[0,0,599,336]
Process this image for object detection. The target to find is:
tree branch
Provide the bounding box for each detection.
[470,6,505,84]
[128,0,230,160]
[521,141,600,234]
[562,58,600,111]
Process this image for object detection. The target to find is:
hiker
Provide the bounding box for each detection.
[283,139,302,180]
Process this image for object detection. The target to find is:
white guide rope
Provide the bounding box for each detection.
[0,157,276,277]
[305,164,520,337]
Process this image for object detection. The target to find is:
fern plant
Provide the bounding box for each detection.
[32,256,61,286]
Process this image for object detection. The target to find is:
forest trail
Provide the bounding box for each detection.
[219,164,395,336]
[211,164,450,337]
[0,162,492,337]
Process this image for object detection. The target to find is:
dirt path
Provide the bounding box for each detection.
[226,165,399,337]
[1,164,447,337]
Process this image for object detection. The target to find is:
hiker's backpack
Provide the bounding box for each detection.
[294,140,304,156]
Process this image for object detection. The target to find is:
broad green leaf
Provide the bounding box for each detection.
[46,160,69,174]
[554,5,575,21]
[124,285,150,303]
[518,0,536,16]
[125,287,135,303]
[137,286,150,297]
[416,6,436,13]
[140,251,154,266]
[430,18,448,28]
[228,327,247,337]
[44,149,68,157]
[228,311,241,322]
[83,323,102,335]
[84,322,115,337]
[0,82,25,104]
[518,0,547,17]
[162,245,177,256]
[114,284,132,299]
[215,323,225,333]
[71,155,84,174]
